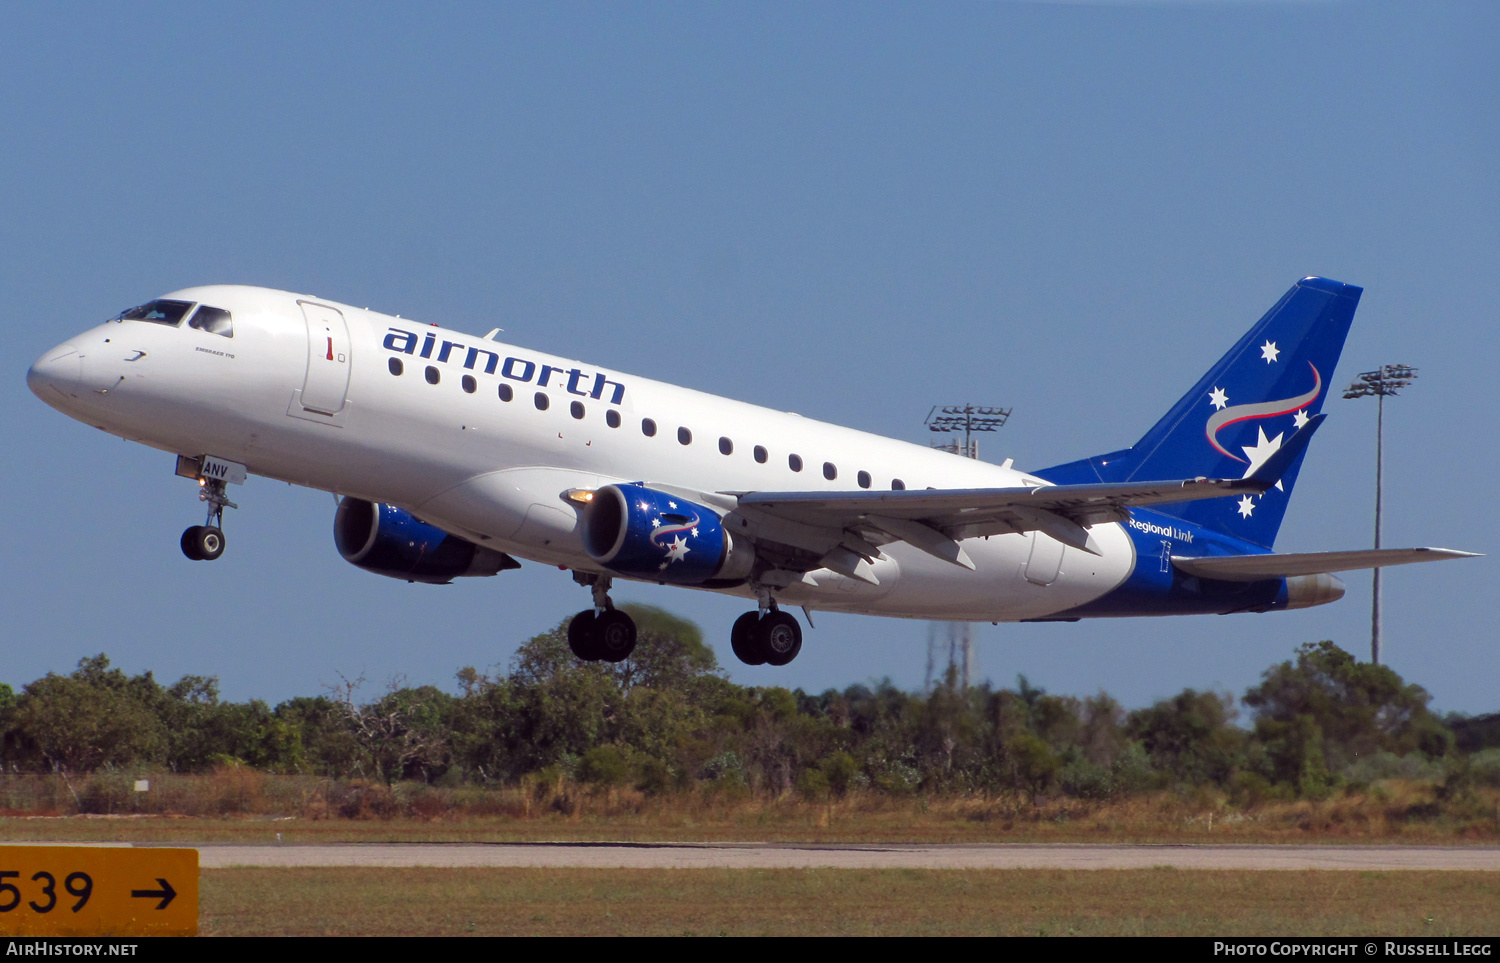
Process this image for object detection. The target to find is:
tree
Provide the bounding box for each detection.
[12,655,166,771]
[151,674,286,771]
[275,695,361,776]
[1243,641,1451,778]
[329,676,453,783]
[495,623,626,774]
[613,604,722,693]
[0,682,19,767]
[1127,689,1246,787]
[1077,693,1130,769]
[453,608,735,785]
[1003,731,1062,802]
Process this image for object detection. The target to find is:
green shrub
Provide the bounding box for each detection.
[578,745,629,788]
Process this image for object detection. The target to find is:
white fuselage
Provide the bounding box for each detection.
[29,285,1134,620]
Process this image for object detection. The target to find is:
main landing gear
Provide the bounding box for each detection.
[180,474,237,561]
[564,574,803,668]
[567,573,638,663]
[729,596,803,667]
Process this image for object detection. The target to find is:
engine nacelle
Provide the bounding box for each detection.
[581,483,754,585]
[333,497,517,584]
[1282,572,1346,610]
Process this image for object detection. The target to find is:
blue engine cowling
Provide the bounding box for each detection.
[581,483,754,585]
[334,497,518,584]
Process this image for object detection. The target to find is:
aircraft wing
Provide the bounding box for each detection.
[1171,547,1481,581]
[710,416,1327,583]
[723,475,1280,582]
[737,476,1265,547]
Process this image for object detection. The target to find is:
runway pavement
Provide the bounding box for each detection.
[171,842,1500,871]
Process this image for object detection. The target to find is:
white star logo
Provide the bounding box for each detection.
[1208,387,1229,410]
[1292,408,1310,429]
[1240,426,1285,491]
[1260,340,1280,363]
[664,536,690,564]
[1237,495,1256,518]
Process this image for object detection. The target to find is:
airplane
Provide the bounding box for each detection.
[27,277,1476,667]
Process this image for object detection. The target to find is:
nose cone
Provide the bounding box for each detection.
[27,343,82,404]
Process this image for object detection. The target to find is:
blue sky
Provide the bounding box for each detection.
[5,1,1495,714]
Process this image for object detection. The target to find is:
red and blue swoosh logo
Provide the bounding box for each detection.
[1205,363,1321,463]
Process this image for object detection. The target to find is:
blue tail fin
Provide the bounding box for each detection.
[1036,277,1361,549]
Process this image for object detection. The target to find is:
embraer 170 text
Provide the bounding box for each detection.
[28,277,1476,666]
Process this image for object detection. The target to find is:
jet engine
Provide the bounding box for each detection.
[580,483,754,585]
[333,497,517,584]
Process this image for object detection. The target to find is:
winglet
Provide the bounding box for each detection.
[1247,413,1325,490]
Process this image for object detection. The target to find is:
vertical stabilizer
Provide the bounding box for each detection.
[1037,277,1361,548]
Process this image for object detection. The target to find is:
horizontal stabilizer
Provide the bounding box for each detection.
[1172,547,1480,582]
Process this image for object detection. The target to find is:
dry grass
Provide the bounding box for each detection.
[196,867,1500,936]
[3,770,1497,844]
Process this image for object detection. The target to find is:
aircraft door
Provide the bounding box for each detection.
[1024,532,1065,586]
[298,301,351,415]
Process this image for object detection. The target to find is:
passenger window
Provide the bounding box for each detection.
[892,479,906,490]
[187,305,233,338]
[462,375,477,394]
[642,418,657,437]
[606,410,621,428]
[388,358,404,376]
[857,470,871,489]
[754,445,768,464]
[116,299,193,326]
[498,383,513,402]
[678,427,692,445]
[571,400,585,419]
[534,392,549,410]
[719,437,733,455]
[788,454,803,472]
[823,462,837,481]
[425,366,440,385]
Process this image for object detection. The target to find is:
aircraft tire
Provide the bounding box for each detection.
[758,611,802,667]
[180,526,205,561]
[595,609,637,663]
[197,526,226,561]
[567,610,602,661]
[730,611,765,665]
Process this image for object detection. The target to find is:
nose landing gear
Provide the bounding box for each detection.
[176,455,243,561]
[181,522,226,561]
[567,573,638,663]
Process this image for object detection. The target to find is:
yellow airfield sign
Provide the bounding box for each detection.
[0,847,197,937]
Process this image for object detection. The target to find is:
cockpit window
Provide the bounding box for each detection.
[115,299,194,326]
[187,305,233,338]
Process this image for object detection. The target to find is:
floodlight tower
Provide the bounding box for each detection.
[922,404,1012,691]
[924,404,1012,460]
[1343,364,1418,666]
